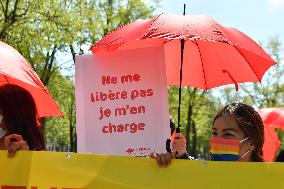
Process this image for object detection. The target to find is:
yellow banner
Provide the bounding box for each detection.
[0,151,284,189]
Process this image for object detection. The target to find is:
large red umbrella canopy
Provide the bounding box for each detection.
[91,13,276,90]
[262,124,280,161]
[258,108,284,129]
[258,108,284,161]
[0,41,62,117]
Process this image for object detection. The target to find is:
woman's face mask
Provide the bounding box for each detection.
[0,127,6,139]
[0,114,6,139]
[210,137,250,161]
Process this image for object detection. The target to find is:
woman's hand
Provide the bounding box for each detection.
[171,132,187,158]
[150,152,176,167]
[5,134,29,158]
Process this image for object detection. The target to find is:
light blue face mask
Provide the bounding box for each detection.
[0,127,6,139]
[0,114,6,139]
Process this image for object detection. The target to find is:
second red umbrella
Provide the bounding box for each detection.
[0,41,62,118]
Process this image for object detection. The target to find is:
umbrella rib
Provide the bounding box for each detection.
[232,46,261,82]
[195,40,208,90]
[4,75,9,83]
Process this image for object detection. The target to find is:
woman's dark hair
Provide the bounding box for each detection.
[213,102,264,162]
[0,84,45,150]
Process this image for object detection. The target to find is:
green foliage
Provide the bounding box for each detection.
[168,86,218,159]
[2,0,284,157]
[45,71,75,151]
[0,0,160,151]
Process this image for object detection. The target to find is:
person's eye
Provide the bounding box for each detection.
[211,132,217,137]
[224,133,234,138]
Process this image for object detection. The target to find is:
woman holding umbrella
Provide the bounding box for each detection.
[152,102,265,166]
[0,84,45,157]
[0,41,62,157]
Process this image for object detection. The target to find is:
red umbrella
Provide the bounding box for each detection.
[263,124,280,161]
[258,108,284,129]
[258,108,284,161]
[90,13,275,130]
[0,41,62,117]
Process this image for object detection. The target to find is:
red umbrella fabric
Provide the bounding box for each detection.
[91,13,276,90]
[0,41,62,117]
[258,108,284,161]
[263,124,280,162]
[258,108,284,129]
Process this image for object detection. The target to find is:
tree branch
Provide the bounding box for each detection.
[0,1,5,13]
[4,0,9,20]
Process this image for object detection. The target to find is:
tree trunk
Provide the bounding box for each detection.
[69,122,77,152]
[191,120,197,157]
[69,45,77,152]
[186,104,192,153]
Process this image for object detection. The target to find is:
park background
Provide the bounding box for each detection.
[1,0,283,159]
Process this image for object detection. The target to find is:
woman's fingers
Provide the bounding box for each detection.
[7,134,23,141]
[156,154,163,167]
[150,153,162,167]
[165,152,172,166]
[150,152,156,158]
[160,153,167,167]
[171,133,186,140]
[151,153,172,167]
[18,141,29,150]
[172,134,187,158]
[5,134,23,147]
[172,146,185,151]
[171,151,177,159]
[172,139,186,144]
[4,134,28,158]
[7,142,20,157]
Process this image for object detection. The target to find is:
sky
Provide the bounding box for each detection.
[155,0,284,45]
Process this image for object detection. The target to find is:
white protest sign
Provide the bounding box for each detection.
[75,47,170,156]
